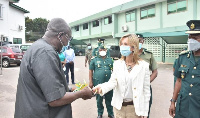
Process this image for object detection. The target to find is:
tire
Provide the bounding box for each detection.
[78,52,83,56]
[2,59,10,68]
[17,63,21,66]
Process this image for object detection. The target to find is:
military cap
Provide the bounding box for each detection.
[99,44,106,49]
[98,38,105,42]
[186,20,200,34]
[136,34,144,38]
[87,43,91,46]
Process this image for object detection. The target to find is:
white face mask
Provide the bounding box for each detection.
[99,51,106,56]
[187,38,200,51]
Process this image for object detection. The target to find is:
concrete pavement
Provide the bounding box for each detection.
[0,56,173,118]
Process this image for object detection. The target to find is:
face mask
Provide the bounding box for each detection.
[88,46,92,49]
[99,51,106,56]
[120,45,132,56]
[187,39,200,51]
[58,36,69,53]
[139,43,143,50]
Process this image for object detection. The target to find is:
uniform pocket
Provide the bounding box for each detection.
[178,67,189,73]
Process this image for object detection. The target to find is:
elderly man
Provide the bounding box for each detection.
[14,18,93,118]
[169,20,200,118]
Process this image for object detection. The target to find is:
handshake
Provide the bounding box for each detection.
[71,81,102,100]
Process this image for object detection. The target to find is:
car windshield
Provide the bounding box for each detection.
[11,48,22,53]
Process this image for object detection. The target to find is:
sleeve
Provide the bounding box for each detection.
[72,50,75,62]
[89,58,95,70]
[98,61,118,96]
[173,58,178,68]
[32,50,66,103]
[141,62,151,116]
[174,57,181,78]
[150,53,158,71]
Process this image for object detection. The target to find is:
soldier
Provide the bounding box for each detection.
[85,43,93,67]
[89,44,114,118]
[169,20,200,118]
[137,34,158,118]
[92,38,110,57]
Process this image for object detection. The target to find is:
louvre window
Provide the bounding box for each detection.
[140,4,155,19]
[126,11,135,22]
[92,20,99,27]
[75,26,79,31]
[104,16,112,25]
[83,23,88,30]
[167,0,187,14]
[13,38,22,44]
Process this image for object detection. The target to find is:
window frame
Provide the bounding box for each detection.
[0,4,3,19]
[92,20,99,27]
[167,0,187,14]
[104,16,112,25]
[13,38,22,44]
[125,10,135,22]
[83,23,88,30]
[140,4,156,20]
[74,25,79,31]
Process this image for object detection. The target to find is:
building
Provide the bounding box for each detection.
[69,0,200,63]
[0,0,29,44]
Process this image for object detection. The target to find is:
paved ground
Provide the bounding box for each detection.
[0,56,173,118]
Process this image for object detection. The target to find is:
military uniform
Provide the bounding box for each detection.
[173,58,178,87]
[174,51,200,118]
[89,56,114,117]
[92,38,110,57]
[139,48,158,118]
[85,49,93,65]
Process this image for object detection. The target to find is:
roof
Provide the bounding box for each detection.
[9,2,29,13]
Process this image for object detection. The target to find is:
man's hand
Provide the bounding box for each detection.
[69,61,74,64]
[92,86,102,94]
[81,87,94,100]
[169,102,176,117]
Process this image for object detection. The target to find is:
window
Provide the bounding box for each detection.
[126,11,135,22]
[74,26,79,31]
[0,4,3,19]
[92,20,99,27]
[104,16,112,25]
[83,23,88,30]
[140,4,155,19]
[13,38,22,44]
[167,0,187,14]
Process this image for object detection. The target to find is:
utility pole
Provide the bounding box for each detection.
[0,34,3,75]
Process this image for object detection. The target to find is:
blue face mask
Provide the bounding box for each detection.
[61,46,68,52]
[120,45,132,56]
[139,43,143,50]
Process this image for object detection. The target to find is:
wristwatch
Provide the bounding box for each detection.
[170,98,176,102]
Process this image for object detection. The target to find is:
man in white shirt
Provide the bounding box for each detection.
[64,46,75,84]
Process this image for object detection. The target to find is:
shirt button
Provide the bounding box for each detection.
[190,84,193,87]
[194,67,196,69]
[105,70,106,71]
[106,75,107,76]
[189,93,192,96]
[134,88,136,90]
[192,75,194,78]
[135,96,137,98]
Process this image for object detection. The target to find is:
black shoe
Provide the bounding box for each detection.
[97,115,102,118]
[72,82,76,84]
[108,115,114,118]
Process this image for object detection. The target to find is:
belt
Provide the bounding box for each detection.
[122,101,133,106]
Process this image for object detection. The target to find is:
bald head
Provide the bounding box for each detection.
[44,18,72,38]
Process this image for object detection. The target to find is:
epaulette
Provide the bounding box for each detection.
[179,50,190,55]
[91,56,96,60]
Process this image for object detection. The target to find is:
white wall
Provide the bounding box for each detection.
[0,0,26,44]
[197,0,200,20]
[162,0,193,28]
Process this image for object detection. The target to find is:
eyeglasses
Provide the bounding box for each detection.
[64,34,73,42]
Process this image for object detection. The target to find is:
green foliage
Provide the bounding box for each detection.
[25,17,49,42]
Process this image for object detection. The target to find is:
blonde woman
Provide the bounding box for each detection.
[93,34,150,118]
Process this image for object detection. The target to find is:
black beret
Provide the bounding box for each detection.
[186,20,200,34]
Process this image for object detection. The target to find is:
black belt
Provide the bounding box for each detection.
[122,101,133,106]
